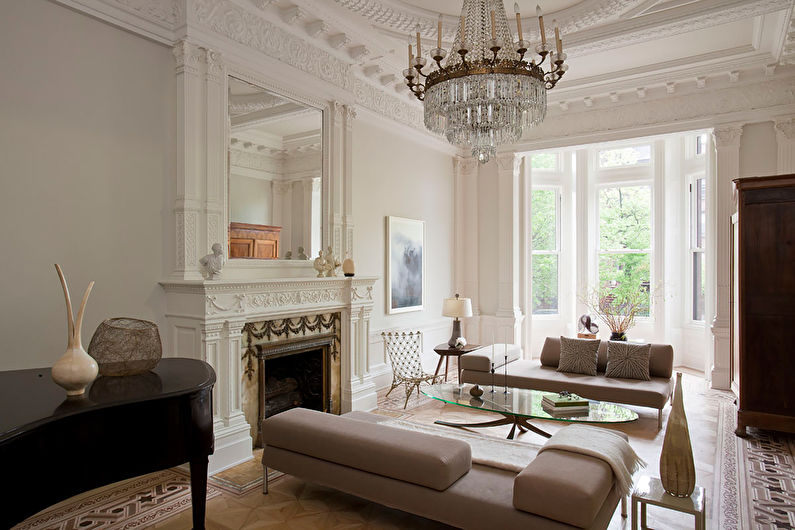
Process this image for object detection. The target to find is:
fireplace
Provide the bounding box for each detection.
[254,333,333,447]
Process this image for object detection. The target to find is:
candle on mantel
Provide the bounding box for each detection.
[415,25,422,59]
[437,14,442,49]
[537,4,546,45]
[490,9,497,40]
[554,19,562,55]
[514,3,523,41]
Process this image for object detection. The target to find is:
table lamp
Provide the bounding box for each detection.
[442,294,473,347]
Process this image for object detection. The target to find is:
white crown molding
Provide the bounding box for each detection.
[512,72,795,150]
[52,0,180,44]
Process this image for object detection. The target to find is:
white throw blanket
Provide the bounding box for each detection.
[538,424,646,496]
[381,418,540,472]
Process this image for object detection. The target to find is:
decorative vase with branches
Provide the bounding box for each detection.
[582,283,650,341]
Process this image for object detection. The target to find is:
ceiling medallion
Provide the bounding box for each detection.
[403,0,568,163]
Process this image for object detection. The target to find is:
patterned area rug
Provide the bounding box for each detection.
[738,428,795,529]
[13,469,220,530]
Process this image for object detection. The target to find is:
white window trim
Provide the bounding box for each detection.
[593,175,655,321]
[531,185,562,318]
[687,172,707,325]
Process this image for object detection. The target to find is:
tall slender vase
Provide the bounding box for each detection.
[51,264,98,396]
[659,372,696,497]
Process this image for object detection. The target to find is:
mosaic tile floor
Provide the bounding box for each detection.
[15,370,795,529]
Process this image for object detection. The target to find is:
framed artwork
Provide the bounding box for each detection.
[386,216,425,314]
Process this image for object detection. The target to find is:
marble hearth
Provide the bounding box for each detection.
[160,276,378,473]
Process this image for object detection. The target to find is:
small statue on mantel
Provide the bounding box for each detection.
[313,250,327,278]
[324,246,341,277]
[199,243,225,280]
[297,246,308,260]
[285,250,293,260]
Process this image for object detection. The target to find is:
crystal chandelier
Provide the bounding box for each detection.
[403,0,568,163]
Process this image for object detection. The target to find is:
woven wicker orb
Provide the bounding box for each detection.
[88,318,162,376]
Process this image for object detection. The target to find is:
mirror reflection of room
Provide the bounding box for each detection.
[228,77,322,260]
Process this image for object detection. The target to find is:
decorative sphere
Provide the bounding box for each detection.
[88,318,162,376]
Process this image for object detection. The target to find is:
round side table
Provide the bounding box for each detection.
[432,343,482,383]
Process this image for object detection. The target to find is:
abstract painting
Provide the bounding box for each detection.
[386,216,424,314]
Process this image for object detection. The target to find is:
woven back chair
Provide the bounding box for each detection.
[381,331,439,408]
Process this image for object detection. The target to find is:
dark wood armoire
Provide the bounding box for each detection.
[732,174,795,436]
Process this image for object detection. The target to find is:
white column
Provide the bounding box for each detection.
[328,102,344,253]
[172,40,205,280]
[301,177,315,252]
[774,116,795,174]
[208,318,252,473]
[710,123,743,390]
[342,105,356,258]
[495,152,526,346]
[453,156,480,342]
[204,49,226,250]
[340,293,377,412]
[574,149,590,319]
[310,177,322,257]
[272,181,292,254]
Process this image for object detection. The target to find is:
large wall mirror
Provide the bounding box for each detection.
[227,76,323,261]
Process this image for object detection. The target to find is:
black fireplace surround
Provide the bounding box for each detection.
[254,333,333,447]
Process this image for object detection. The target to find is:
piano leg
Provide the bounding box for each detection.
[189,456,208,530]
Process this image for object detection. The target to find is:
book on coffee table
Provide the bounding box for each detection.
[541,402,590,416]
[542,393,589,408]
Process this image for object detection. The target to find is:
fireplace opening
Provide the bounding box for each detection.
[255,333,333,446]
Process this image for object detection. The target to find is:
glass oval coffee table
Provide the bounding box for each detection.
[422,383,638,439]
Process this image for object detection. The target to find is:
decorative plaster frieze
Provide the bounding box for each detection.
[280,5,304,24]
[349,45,370,61]
[713,124,744,148]
[230,147,281,172]
[190,0,423,130]
[519,76,795,145]
[328,33,350,49]
[305,20,328,37]
[172,40,204,76]
[775,116,795,139]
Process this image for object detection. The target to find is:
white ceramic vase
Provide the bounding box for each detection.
[51,264,98,396]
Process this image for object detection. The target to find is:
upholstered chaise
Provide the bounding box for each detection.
[460,337,675,429]
[262,407,627,529]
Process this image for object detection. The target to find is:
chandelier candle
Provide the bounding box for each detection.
[537,4,546,45]
[554,20,562,55]
[438,14,443,49]
[515,3,523,41]
[401,0,568,163]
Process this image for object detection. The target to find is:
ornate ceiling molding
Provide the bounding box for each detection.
[333,0,644,41]
[516,74,795,146]
[190,0,423,129]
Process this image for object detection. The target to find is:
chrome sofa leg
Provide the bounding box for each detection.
[621,496,627,518]
[262,464,269,494]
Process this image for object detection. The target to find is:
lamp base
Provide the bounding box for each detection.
[447,319,462,348]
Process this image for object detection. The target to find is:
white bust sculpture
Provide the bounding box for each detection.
[199,243,225,280]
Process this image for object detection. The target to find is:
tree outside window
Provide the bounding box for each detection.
[598,185,652,316]
[531,188,559,314]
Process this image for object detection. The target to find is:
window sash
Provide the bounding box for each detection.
[531,187,561,316]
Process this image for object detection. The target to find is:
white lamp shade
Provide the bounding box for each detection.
[442,296,473,318]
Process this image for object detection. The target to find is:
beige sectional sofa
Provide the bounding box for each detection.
[460,337,674,429]
[262,407,626,529]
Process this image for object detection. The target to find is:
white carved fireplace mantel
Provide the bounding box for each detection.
[160,275,378,473]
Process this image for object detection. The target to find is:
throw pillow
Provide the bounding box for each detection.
[557,337,600,376]
[605,341,652,381]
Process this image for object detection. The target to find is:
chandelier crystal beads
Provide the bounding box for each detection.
[404,0,568,163]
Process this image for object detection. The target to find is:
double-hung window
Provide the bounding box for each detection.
[531,187,560,315]
[690,176,706,321]
[597,184,652,317]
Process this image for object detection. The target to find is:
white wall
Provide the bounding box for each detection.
[740,121,778,177]
[0,1,175,370]
[230,174,272,225]
[352,116,455,380]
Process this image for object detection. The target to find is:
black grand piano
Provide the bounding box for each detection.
[0,357,215,529]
